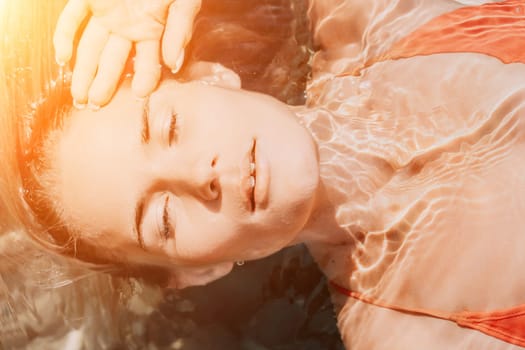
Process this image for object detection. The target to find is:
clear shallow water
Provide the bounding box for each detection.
[132,245,343,350]
[303,1,525,348]
[0,240,343,350]
[2,0,515,348]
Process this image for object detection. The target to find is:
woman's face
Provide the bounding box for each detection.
[51,80,319,267]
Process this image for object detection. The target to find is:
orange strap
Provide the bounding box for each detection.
[331,281,525,347]
[346,0,525,76]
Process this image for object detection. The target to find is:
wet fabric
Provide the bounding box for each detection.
[349,0,525,75]
[331,281,525,348]
[332,1,525,347]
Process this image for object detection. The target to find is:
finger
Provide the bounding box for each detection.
[132,40,162,98]
[162,0,202,72]
[71,18,110,105]
[88,35,132,107]
[53,0,89,65]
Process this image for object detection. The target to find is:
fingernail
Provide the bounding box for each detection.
[199,75,220,86]
[73,99,87,110]
[171,49,185,74]
[56,57,67,67]
[87,102,101,111]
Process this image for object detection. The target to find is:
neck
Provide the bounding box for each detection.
[288,104,394,247]
[287,105,359,246]
[290,181,351,246]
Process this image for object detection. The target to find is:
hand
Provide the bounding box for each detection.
[54,0,201,107]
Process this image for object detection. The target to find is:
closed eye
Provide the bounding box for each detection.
[162,194,173,240]
[141,98,150,144]
[168,113,178,146]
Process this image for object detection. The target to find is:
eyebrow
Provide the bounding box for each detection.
[134,195,147,250]
[141,97,150,144]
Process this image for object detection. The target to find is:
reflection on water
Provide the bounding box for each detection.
[0,234,343,349]
[135,246,343,350]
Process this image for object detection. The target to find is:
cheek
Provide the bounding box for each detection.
[173,205,241,258]
[172,205,298,263]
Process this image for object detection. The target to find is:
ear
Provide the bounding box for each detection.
[181,61,241,89]
[166,261,234,289]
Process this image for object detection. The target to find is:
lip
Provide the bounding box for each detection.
[254,140,269,208]
[240,138,270,211]
[240,139,256,211]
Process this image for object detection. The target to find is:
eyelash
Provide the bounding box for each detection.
[142,98,150,143]
[168,113,177,146]
[161,194,173,240]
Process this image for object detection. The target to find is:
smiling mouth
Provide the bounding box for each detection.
[249,139,257,211]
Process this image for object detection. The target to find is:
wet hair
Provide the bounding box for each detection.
[4,0,312,283]
[186,0,311,105]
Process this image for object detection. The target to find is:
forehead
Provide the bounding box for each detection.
[53,83,144,244]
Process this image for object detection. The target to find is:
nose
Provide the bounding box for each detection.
[191,161,220,201]
[160,155,220,201]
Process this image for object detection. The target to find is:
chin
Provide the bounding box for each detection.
[279,163,320,235]
[283,140,320,224]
